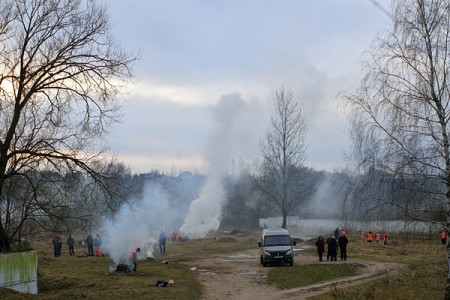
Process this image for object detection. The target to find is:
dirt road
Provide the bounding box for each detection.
[190,249,408,300]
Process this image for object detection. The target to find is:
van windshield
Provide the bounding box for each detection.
[264,235,291,246]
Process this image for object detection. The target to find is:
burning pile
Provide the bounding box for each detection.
[110,263,134,275]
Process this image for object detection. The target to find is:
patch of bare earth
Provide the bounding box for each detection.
[191,249,408,300]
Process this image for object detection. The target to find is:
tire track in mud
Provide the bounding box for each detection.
[191,250,408,300]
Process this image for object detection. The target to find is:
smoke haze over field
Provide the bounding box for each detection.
[180,94,266,237]
[101,182,188,264]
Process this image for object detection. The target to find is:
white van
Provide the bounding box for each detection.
[258,228,296,267]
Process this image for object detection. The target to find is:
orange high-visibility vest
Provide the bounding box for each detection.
[375,233,380,241]
[367,233,373,241]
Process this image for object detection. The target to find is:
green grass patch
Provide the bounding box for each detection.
[267,263,361,289]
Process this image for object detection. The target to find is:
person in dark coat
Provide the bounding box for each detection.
[334,228,340,240]
[52,236,62,257]
[338,233,349,261]
[67,235,75,256]
[327,235,338,261]
[315,236,325,261]
[85,234,94,256]
[325,236,331,261]
[159,230,167,254]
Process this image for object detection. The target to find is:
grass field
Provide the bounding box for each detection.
[0,231,447,299]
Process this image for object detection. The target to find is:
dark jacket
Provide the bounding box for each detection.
[327,237,338,254]
[86,235,93,246]
[338,235,349,249]
[159,231,167,243]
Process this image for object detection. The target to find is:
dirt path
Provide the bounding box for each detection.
[190,249,408,300]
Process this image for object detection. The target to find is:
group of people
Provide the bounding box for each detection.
[51,232,143,273]
[314,228,393,261]
[158,229,184,255]
[315,228,348,262]
[52,233,103,257]
[361,231,388,245]
[85,233,102,257]
[85,233,102,256]
[52,235,76,257]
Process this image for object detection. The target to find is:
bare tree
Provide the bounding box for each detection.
[257,86,313,228]
[0,0,135,251]
[340,0,450,294]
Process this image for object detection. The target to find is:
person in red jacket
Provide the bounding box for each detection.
[383,233,388,245]
[315,236,325,261]
[128,247,141,271]
[442,231,447,245]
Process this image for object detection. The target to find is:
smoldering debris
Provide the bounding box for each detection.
[110,263,134,275]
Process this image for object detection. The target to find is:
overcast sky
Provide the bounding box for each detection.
[104,0,392,175]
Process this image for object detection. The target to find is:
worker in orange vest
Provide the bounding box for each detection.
[367,232,374,243]
[375,232,381,244]
[442,231,447,245]
[383,232,388,245]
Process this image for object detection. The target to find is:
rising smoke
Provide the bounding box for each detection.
[101,93,266,261]
[180,93,266,237]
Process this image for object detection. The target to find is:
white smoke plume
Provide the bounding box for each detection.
[180,93,266,237]
[100,182,185,264]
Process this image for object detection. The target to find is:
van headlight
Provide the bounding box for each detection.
[286,249,293,256]
[264,250,271,256]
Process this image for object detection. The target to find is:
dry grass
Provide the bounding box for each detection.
[0,230,447,299]
[0,231,258,299]
[309,233,447,299]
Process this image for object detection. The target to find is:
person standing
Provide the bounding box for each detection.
[367,231,374,243]
[375,232,381,245]
[159,230,167,254]
[94,234,102,257]
[334,228,340,240]
[85,234,94,256]
[52,236,62,257]
[315,236,325,261]
[128,247,141,272]
[338,233,349,261]
[67,235,75,256]
[442,231,447,245]
[328,235,338,261]
[383,232,388,245]
[326,236,331,261]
